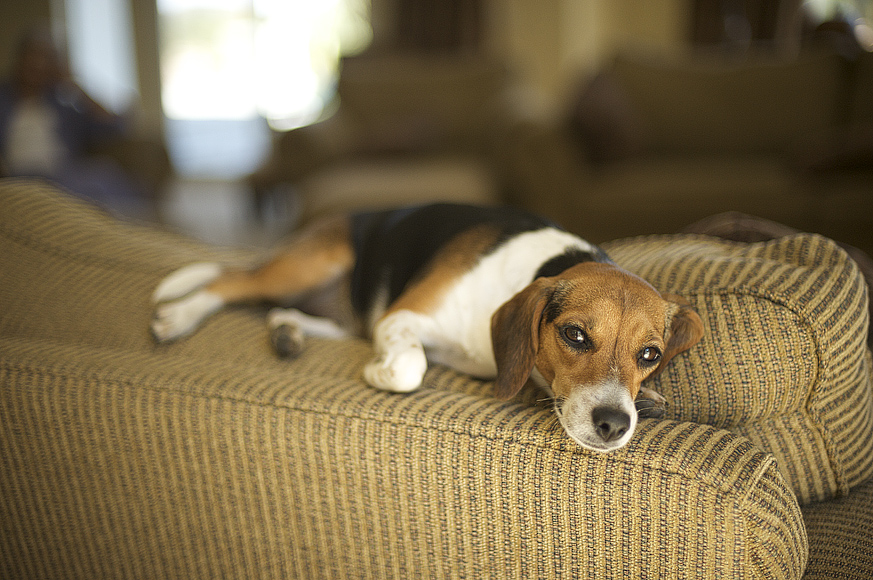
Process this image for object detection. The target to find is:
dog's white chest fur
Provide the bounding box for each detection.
[414,228,594,378]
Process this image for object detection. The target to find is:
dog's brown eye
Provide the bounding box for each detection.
[639,347,662,365]
[562,326,587,347]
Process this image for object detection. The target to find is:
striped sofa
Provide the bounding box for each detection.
[1,178,871,579]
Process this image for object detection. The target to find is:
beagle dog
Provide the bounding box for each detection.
[151,203,703,452]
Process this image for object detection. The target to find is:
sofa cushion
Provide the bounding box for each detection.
[575,155,804,243]
[609,51,850,155]
[0,334,808,579]
[299,157,500,224]
[604,233,873,503]
[0,179,809,578]
[566,71,647,164]
[337,54,507,153]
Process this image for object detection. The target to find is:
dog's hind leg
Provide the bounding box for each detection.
[151,263,225,342]
[206,215,354,304]
[151,215,354,343]
[267,307,350,358]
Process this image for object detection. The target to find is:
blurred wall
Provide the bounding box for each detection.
[486,0,690,114]
[2,0,692,135]
[127,0,164,139]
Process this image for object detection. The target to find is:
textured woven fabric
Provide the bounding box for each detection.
[801,478,873,578]
[605,235,873,504]
[0,179,813,578]
[1,337,806,579]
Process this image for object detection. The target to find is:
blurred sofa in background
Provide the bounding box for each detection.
[250,48,872,256]
[248,53,512,223]
[501,48,873,255]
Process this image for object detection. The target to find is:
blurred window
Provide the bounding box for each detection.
[805,0,873,50]
[62,0,139,114]
[158,0,372,130]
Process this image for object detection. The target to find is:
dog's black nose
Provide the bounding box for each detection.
[591,407,631,442]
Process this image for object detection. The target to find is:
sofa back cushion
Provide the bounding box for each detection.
[566,71,647,164]
[609,51,850,156]
[605,233,873,503]
[337,54,507,153]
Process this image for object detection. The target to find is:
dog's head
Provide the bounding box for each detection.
[491,262,704,452]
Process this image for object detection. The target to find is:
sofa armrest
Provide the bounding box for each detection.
[605,233,873,504]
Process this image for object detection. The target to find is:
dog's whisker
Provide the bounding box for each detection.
[542,413,561,430]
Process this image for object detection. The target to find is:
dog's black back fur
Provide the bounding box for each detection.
[349,203,608,318]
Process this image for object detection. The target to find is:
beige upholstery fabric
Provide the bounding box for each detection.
[0,179,814,577]
[801,478,873,578]
[610,52,847,155]
[2,338,807,579]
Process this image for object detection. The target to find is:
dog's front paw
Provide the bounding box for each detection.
[363,348,427,393]
[635,386,667,419]
[634,398,666,419]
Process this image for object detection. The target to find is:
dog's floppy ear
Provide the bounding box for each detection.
[652,294,704,376]
[491,279,553,399]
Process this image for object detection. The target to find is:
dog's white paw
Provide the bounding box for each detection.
[152,262,222,304]
[363,348,428,393]
[151,291,223,342]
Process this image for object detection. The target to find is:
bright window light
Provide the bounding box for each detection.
[63,0,138,114]
[158,0,371,129]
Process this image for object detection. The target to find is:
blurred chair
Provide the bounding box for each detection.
[247,53,516,225]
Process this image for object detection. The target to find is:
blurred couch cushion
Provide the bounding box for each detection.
[605,233,873,504]
[610,51,850,155]
[566,71,647,164]
[299,157,500,223]
[337,54,508,153]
